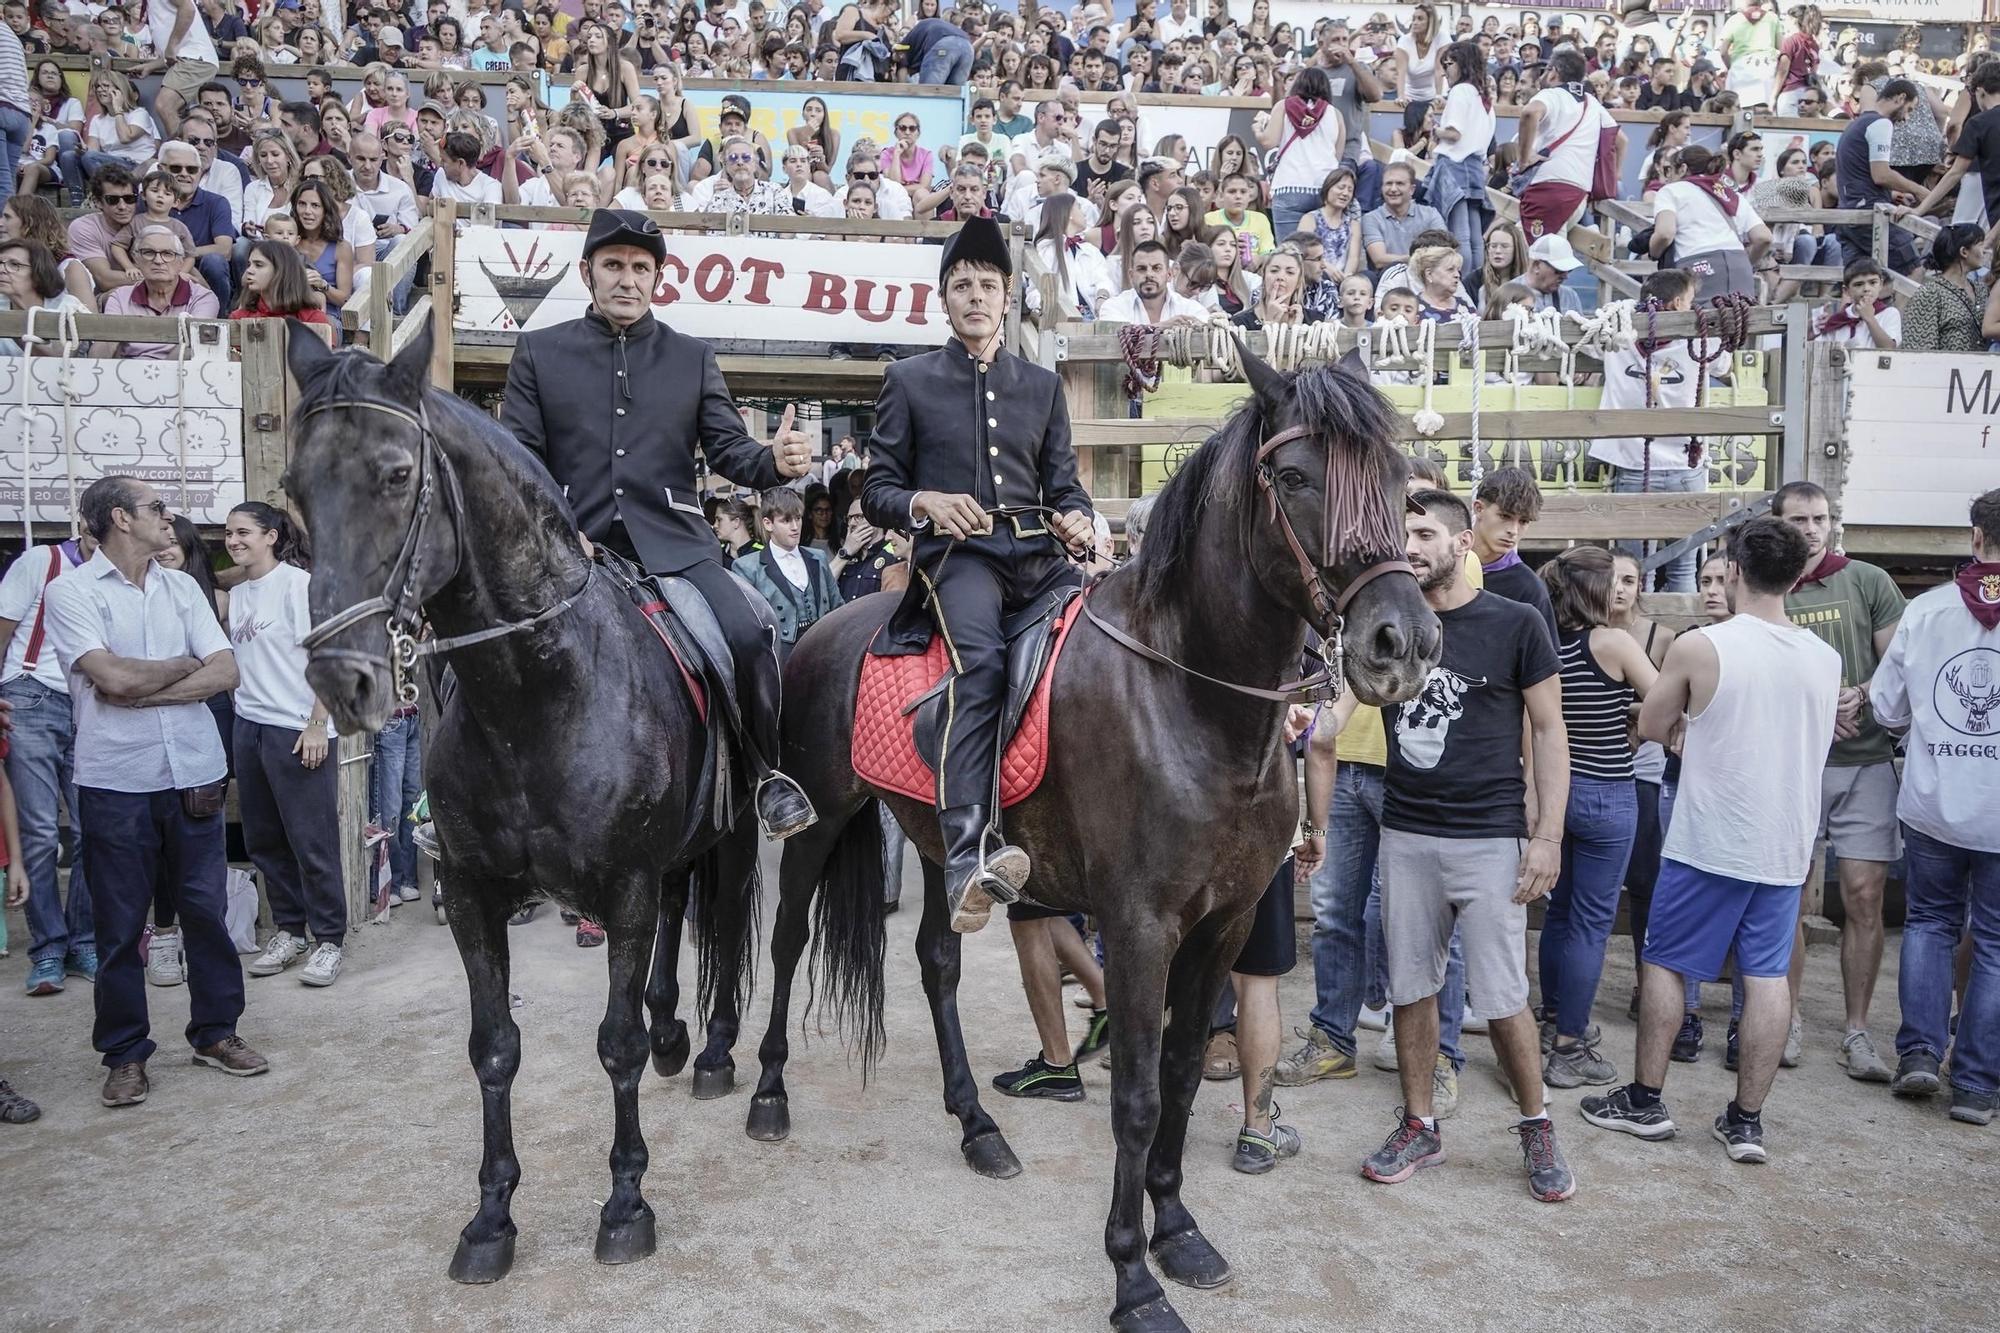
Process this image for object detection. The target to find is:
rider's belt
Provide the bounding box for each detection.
[1004,513,1046,539]
[661,487,706,518]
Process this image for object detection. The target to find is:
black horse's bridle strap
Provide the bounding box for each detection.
[1080,593,1339,704]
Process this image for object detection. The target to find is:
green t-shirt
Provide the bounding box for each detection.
[1784,557,1906,768]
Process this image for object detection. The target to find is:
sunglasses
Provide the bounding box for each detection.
[100,193,137,205]
[895,122,917,131]
[849,169,879,180]
[125,500,170,517]
[164,163,201,173]
[724,152,754,164]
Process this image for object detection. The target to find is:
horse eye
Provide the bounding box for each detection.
[1278,467,1309,490]
[384,463,413,489]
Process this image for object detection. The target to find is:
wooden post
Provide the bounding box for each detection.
[1870,205,1890,269]
[366,238,394,357]
[338,731,373,936]
[238,318,292,506]
[429,203,457,389]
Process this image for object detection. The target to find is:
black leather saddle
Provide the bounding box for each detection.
[906,585,1081,785]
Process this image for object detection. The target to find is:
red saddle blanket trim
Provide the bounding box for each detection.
[637,599,709,725]
[851,598,1081,809]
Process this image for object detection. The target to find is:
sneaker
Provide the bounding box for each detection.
[299,942,344,987]
[1891,1050,1942,1099]
[146,928,186,988]
[247,931,308,977]
[1725,1021,1741,1072]
[1360,1109,1444,1184]
[1202,1031,1239,1081]
[1274,1025,1357,1086]
[1711,1110,1767,1163]
[1512,1116,1576,1201]
[1432,1055,1459,1119]
[395,883,422,905]
[0,1078,40,1123]
[508,903,539,927]
[1373,1024,1399,1072]
[1540,1018,1600,1055]
[1949,1089,1997,1126]
[1579,1086,1678,1140]
[101,1061,149,1107]
[1781,1015,1802,1068]
[63,947,98,982]
[1840,1029,1892,1083]
[23,957,64,996]
[192,1035,270,1077]
[1357,1004,1390,1032]
[1073,1008,1110,1063]
[992,1054,1084,1102]
[1544,1040,1618,1089]
[1232,1118,1303,1174]
[574,920,607,948]
[1671,1013,1704,1063]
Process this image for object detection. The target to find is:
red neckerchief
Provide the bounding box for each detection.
[1792,550,1851,592]
[1818,298,1891,338]
[1684,172,1740,217]
[1956,561,2000,630]
[1063,235,1086,257]
[1283,95,1327,137]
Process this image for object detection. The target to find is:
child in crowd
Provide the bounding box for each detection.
[110,170,199,281]
[732,487,842,664]
[1816,259,1901,350]
[1369,287,1428,387]
[1337,272,1374,330]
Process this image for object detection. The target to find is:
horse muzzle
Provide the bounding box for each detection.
[306,651,398,736]
[1340,581,1442,708]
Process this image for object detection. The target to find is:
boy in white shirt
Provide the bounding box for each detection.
[1816,260,1901,350]
[1369,288,1428,387]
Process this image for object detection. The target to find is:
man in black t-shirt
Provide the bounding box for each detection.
[1471,467,1558,646]
[1074,119,1133,212]
[1333,488,1577,1202]
[1916,63,2000,228]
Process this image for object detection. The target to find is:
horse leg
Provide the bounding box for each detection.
[1146,909,1255,1292]
[692,819,762,1100]
[596,880,662,1265]
[1100,919,1185,1333]
[645,880,691,1078]
[444,880,524,1284]
[745,814,839,1142]
[914,858,1020,1180]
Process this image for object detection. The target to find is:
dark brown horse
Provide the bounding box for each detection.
[282,327,761,1283]
[745,355,1441,1331]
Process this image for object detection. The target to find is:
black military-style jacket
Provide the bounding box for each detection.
[860,338,1090,555]
[501,308,783,574]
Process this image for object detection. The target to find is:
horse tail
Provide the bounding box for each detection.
[804,799,888,1081]
[691,826,762,1022]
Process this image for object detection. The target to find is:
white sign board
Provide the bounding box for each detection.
[454,228,949,345]
[0,354,244,527]
[1843,351,2000,530]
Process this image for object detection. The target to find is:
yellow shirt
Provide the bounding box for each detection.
[1338,550,1483,768]
[1204,207,1276,256]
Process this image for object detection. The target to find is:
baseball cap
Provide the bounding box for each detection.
[1690,58,1717,75]
[720,93,751,119]
[1528,235,1581,272]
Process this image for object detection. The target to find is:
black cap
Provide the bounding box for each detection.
[939,214,1010,282]
[720,93,751,118]
[582,208,665,264]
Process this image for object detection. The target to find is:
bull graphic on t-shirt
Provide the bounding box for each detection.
[1394,666,1489,770]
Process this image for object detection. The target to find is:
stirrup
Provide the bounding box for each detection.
[968,823,1030,906]
[755,773,818,841]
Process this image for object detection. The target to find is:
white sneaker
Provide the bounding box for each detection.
[1374,1023,1399,1072]
[299,942,345,988]
[146,928,186,987]
[1357,1004,1390,1032]
[248,930,309,977]
[395,884,422,904]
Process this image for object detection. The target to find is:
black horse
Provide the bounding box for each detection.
[282,327,761,1282]
[746,355,1442,1331]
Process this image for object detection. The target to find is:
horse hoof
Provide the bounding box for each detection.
[961,1130,1022,1179]
[1150,1229,1232,1290]
[1109,1296,1190,1333]
[745,1093,791,1142]
[691,1059,736,1100]
[594,1211,657,1265]
[447,1232,516,1284]
[651,1021,690,1078]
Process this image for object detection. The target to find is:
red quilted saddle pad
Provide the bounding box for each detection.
[852,600,1081,808]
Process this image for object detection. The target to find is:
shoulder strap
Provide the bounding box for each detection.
[20,546,65,671]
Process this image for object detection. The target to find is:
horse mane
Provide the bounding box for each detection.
[1131,363,1403,604]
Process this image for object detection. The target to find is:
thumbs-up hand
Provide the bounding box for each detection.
[771,403,814,478]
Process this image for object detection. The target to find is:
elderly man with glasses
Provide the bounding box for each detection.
[156,138,236,307]
[101,224,221,359]
[688,134,791,215]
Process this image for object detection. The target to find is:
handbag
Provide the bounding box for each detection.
[180,781,227,819]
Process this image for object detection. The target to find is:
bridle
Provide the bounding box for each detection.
[295,394,586,705]
[1080,422,1414,706]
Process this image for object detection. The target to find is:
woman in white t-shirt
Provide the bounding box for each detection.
[225,503,348,989]
[1646,144,1772,303]
[81,71,159,173]
[1433,41,1497,272]
[1254,65,1346,241]
[1394,4,1443,105]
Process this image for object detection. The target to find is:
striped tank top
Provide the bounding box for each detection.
[1557,628,1635,782]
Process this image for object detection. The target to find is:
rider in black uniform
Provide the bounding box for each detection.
[501,209,816,839]
[862,216,1096,931]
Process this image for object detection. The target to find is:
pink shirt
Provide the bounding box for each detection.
[102,279,222,359]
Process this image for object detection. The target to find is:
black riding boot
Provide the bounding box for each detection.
[756,774,817,841]
[938,804,1030,934]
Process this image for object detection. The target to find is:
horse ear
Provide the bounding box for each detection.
[384,321,434,403]
[1234,336,1288,416]
[286,319,335,385]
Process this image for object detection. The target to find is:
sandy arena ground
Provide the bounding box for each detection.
[2,846,1996,1333]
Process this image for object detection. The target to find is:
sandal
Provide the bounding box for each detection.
[1203,1030,1240,1081]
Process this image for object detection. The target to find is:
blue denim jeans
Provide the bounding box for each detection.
[1309,763,1383,1052]
[1896,824,2000,1097]
[2,678,91,965]
[367,711,423,891]
[57,147,125,206]
[1538,776,1639,1039]
[1611,465,1707,592]
[1271,187,1319,244]
[916,35,975,85]
[0,102,30,212]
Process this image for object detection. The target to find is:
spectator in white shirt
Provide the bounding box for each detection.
[427,129,501,208]
[1096,239,1210,323]
[1815,259,1901,350]
[779,142,840,218]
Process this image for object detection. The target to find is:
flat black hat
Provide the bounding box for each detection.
[939,214,1011,282]
[582,208,665,264]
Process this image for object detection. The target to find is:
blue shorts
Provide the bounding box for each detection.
[1641,859,1801,981]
